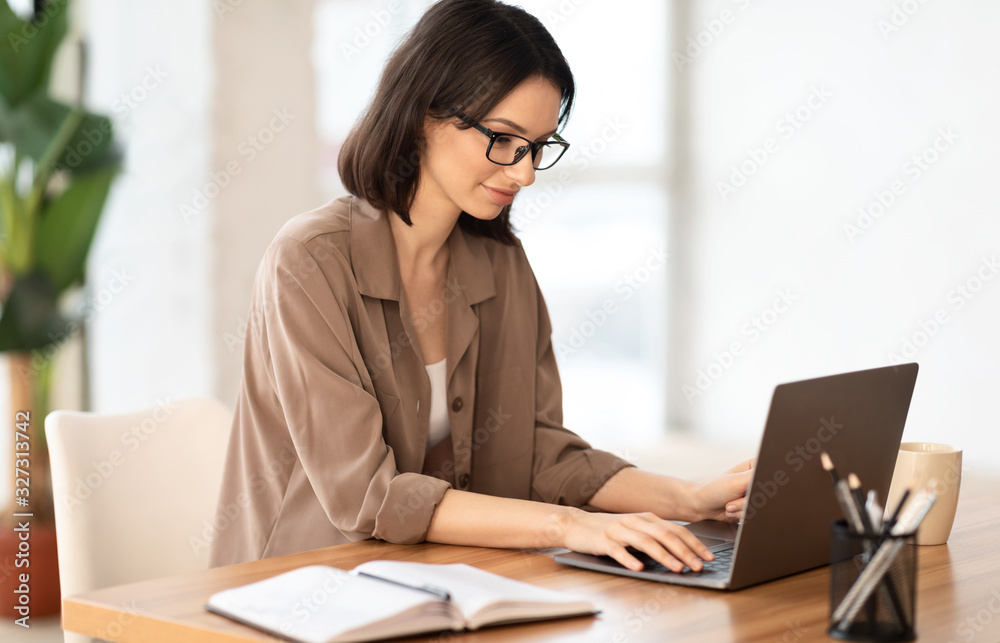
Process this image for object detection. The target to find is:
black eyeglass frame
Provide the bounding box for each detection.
[449,107,571,171]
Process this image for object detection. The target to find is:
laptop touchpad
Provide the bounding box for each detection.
[696,535,731,549]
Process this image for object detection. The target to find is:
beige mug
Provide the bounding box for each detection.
[885,442,962,545]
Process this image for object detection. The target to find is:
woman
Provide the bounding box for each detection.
[208,0,752,573]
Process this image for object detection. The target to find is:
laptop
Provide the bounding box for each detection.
[554,363,919,590]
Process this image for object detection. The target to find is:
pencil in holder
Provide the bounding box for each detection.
[828,520,917,642]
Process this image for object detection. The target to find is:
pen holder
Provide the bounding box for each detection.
[828,520,917,642]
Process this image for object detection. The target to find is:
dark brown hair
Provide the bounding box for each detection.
[337,0,575,245]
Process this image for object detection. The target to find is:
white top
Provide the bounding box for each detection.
[424,358,451,451]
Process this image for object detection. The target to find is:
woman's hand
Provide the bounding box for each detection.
[554,509,715,572]
[587,460,756,524]
[688,459,755,522]
[425,461,755,568]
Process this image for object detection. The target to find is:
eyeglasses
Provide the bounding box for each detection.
[449,107,570,171]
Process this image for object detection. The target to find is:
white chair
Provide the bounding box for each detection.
[45,397,232,643]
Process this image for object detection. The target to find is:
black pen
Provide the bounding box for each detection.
[848,473,876,536]
[886,475,918,530]
[355,571,452,601]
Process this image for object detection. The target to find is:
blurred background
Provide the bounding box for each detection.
[2,0,999,639]
[2,0,998,481]
[5,0,1000,471]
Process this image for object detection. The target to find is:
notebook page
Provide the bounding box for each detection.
[207,565,460,643]
[352,561,594,628]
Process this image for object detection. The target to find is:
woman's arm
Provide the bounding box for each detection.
[425,460,753,572]
[425,488,715,572]
[588,460,754,523]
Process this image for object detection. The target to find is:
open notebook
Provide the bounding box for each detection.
[205,560,596,643]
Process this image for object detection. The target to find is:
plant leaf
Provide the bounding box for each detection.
[33,164,118,293]
[0,0,69,108]
[5,92,118,172]
[0,270,72,352]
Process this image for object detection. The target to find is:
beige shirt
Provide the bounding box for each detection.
[207,195,633,567]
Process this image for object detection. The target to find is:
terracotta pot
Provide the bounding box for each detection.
[0,522,61,619]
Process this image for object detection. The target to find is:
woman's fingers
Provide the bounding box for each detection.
[691,460,755,522]
[565,512,717,574]
[607,532,678,572]
[726,457,756,474]
[609,514,713,573]
[725,497,746,522]
[605,541,644,571]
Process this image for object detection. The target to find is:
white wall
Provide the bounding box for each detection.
[675,0,1000,469]
[83,0,214,413]
[80,0,320,414]
[210,0,320,408]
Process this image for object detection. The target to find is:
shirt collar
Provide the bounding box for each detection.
[349,196,497,305]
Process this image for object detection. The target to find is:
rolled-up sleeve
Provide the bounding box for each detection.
[527,278,635,506]
[261,237,450,544]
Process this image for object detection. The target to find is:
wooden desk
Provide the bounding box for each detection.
[63,494,1000,642]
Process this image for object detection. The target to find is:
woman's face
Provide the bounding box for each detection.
[418,74,563,222]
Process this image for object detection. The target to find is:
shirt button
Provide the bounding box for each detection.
[458,473,470,489]
[451,397,463,412]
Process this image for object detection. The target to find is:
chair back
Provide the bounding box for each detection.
[45,396,232,642]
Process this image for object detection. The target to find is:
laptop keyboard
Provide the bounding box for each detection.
[632,545,734,575]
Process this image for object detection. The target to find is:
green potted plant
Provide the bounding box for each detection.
[0,0,121,618]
